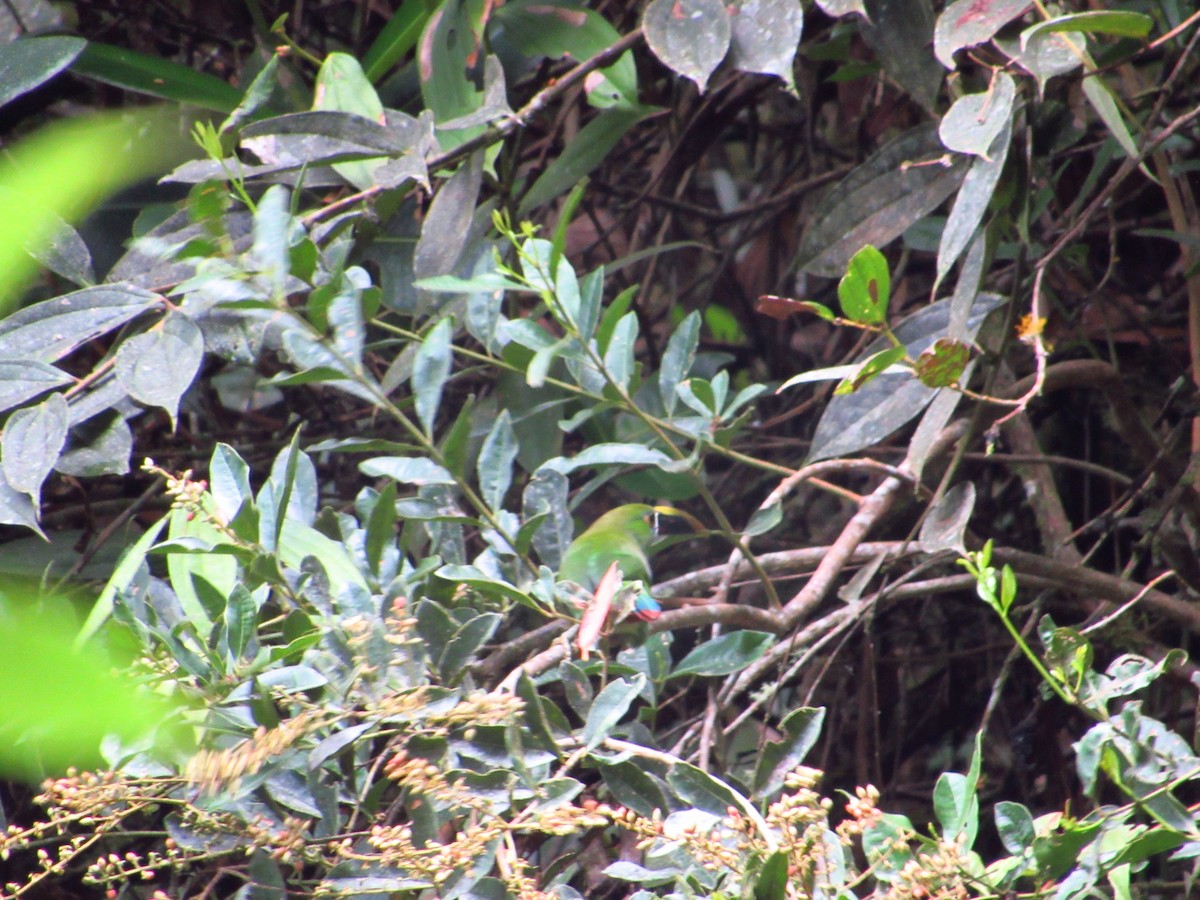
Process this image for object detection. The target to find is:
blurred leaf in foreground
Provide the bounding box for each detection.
[0,597,182,781]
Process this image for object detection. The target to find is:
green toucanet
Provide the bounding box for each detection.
[558,504,658,591]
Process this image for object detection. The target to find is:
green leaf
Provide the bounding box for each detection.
[671,631,776,678]
[601,761,670,818]
[938,71,1016,158]
[314,52,387,189]
[667,762,744,816]
[936,116,1012,289]
[540,443,678,475]
[933,770,979,846]
[491,1,638,109]
[0,604,181,780]
[363,0,435,82]
[753,707,826,797]
[478,410,517,512]
[837,245,891,324]
[222,584,258,662]
[753,850,790,900]
[994,800,1035,855]
[439,613,503,681]
[72,43,241,112]
[114,314,205,428]
[1022,11,1153,47]
[209,443,253,524]
[413,317,454,437]
[1081,75,1139,161]
[603,312,638,390]
[3,392,68,501]
[77,515,169,644]
[834,345,906,395]
[0,36,85,109]
[519,107,652,215]
[414,152,483,285]
[643,0,731,93]
[914,337,971,388]
[361,456,456,485]
[0,285,160,363]
[659,311,700,416]
[583,674,646,749]
[0,362,71,416]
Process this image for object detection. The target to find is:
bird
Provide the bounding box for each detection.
[558,503,660,592]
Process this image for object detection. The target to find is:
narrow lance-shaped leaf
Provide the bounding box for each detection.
[660,311,700,416]
[412,317,453,437]
[583,674,646,749]
[477,410,517,513]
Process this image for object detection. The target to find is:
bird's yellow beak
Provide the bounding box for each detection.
[651,505,705,534]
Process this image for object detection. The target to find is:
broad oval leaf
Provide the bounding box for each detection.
[114,313,205,427]
[55,414,133,478]
[913,337,972,388]
[934,0,1032,69]
[728,0,803,88]
[643,0,731,93]
[837,245,890,324]
[794,124,969,278]
[671,631,775,678]
[938,72,1016,158]
[3,392,68,500]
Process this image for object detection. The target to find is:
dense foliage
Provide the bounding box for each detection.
[1,0,1199,897]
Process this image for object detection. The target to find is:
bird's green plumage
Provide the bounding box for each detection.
[559,504,657,590]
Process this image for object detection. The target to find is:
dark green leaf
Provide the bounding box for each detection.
[363,0,433,82]
[600,761,670,817]
[753,850,790,900]
[667,761,743,816]
[72,42,241,112]
[583,675,645,749]
[671,631,775,678]
[55,414,132,478]
[753,707,826,797]
[520,107,651,215]
[0,286,160,363]
[995,800,1035,855]
[439,613,503,681]
[795,124,968,278]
